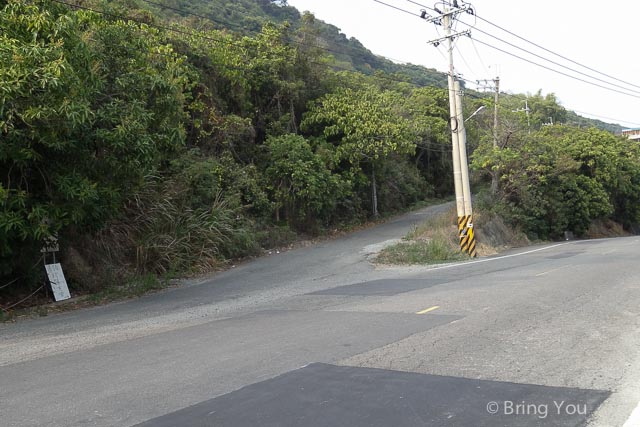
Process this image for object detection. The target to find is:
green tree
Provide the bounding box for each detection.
[401,86,451,195]
[0,1,189,282]
[471,125,639,239]
[302,80,416,216]
[264,134,342,225]
[527,90,567,127]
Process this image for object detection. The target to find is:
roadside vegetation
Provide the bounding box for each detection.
[471,106,640,241]
[0,0,454,311]
[376,207,529,265]
[1,0,639,312]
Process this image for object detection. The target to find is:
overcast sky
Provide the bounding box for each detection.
[286,0,640,128]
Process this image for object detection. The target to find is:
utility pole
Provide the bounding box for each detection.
[477,76,500,147]
[477,76,500,195]
[493,76,499,147]
[422,2,476,257]
[444,13,464,226]
[454,80,472,219]
[513,97,531,134]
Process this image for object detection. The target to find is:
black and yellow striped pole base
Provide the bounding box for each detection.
[458,215,477,258]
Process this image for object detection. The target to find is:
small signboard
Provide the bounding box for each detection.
[45,263,71,302]
[41,236,59,253]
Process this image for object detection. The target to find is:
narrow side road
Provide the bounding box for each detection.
[0,202,452,365]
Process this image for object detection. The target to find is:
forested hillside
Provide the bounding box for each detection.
[1,0,638,308]
[0,0,455,300]
[140,0,449,87]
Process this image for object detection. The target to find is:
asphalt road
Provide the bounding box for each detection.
[1,202,640,427]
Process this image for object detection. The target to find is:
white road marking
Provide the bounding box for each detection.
[623,401,640,427]
[418,242,572,273]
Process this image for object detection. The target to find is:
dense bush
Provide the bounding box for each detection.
[473,126,640,239]
[264,134,344,226]
[0,1,189,282]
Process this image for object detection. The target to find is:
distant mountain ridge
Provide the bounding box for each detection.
[139,0,449,87]
[140,0,623,133]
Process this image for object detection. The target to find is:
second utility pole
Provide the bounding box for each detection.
[478,75,500,194]
[493,76,500,147]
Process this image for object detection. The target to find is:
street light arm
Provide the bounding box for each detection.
[464,105,486,122]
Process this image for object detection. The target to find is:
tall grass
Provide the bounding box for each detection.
[95,176,257,275]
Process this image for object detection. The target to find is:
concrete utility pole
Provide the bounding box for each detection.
[513,98,531,134]
[477,77,500,147]
[422,2,477,257]
[478,76,500,195]
[493,76,500,147]
[454,79,472,219]
[443,13,464,223]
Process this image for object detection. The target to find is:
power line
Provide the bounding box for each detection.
[458,21,640,96]
[52,1,470,154]
[340,2,640,128]
[371,0,640,126]
[454,44,479,81]
[41,0,484,144]
[141,0,245,29]
[368,1,488,89]
[475,15,640,92]
[371,0,421,18]
[402,0,439,15]
[471,37,640,100]
[46,0,620,129]
[405,0,640,92]
[469,37,491,77]
[395,2,640,129]
[567,110,640,128]
[140,0,482,92]
[403,0,432,10]
[400,0,640,100]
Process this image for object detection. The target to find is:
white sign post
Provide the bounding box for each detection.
[45,263,71,302]
[40,234,71,301]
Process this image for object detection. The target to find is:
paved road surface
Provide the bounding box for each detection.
[1,202,639,426]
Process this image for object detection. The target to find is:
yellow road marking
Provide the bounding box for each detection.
[535,265,569,277]
[416,306,440,315]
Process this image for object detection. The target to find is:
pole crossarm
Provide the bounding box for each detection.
[427,30,471,47]
[421,5,474,24]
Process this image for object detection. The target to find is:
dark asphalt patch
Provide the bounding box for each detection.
[309,278,452,296]
[573,240,610,245]
[546,252,584,259]
[137,363,609,427]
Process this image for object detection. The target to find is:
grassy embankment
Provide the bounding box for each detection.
[376,208,530,265]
